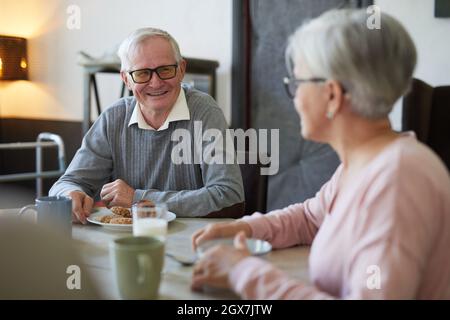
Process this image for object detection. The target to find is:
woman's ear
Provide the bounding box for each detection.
[325,80,345,117]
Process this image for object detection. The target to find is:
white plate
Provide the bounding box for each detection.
[87,208,176,232]
[196,238,272,257]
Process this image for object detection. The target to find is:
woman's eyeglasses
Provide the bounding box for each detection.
[283,76,327,99]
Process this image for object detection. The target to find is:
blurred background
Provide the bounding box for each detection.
[0,0,449,209]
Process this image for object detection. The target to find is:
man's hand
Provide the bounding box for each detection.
[68,190,94,224]
[100,179,135,208]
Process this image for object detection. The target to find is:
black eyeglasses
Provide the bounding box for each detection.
[128,64,178,84]
[283,76,327,98]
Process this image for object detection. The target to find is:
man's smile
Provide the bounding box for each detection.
[147,90,169,97]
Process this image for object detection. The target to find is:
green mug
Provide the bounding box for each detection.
[110,236,164,299]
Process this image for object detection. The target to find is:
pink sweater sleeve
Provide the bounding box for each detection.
[241,166,341,248]
[230,257,334,299]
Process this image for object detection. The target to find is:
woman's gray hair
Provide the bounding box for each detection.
[117,27,182,71]
[286,8,417,119]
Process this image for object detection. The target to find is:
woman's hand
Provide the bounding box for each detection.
[191,220,252,251]
[191,232,251,292]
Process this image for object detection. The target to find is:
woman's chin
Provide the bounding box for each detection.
[300,127,310,139]
[301,127,320,142]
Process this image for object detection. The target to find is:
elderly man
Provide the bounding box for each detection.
[50,28,244,223]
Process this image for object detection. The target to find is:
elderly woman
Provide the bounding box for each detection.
[191,9,450,299]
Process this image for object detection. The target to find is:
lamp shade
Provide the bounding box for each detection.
[0,35,29,80]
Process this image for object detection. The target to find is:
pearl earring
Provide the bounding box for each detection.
[326,111,334,120]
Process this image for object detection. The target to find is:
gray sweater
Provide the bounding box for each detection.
[49,87,244,217]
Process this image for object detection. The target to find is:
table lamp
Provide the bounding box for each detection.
[0,35,29,80]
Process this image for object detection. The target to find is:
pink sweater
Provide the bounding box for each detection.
[230,134,450,299]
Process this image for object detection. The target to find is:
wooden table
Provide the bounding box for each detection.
[0,209,310,299]
[73,218,311,299]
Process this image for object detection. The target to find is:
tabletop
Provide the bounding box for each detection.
[73,217,311,300]
[0,208,311,299]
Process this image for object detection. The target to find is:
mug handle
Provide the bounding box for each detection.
[18,204,37,220]
[19,204,37,222]
[136,254,152,285]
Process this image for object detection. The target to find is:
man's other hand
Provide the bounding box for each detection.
[68,190,93,224]
[100,179,135,208]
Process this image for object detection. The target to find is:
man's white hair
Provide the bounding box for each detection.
[286,8,417,119]
[117,27,182,71]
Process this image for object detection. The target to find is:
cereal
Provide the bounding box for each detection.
[99,214,114,223]
[135,200,155,208]
[97,211,133,225]
[109,217,133,225]
[110,206,131,218]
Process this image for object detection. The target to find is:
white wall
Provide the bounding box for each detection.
[375,0,450,130]
[2,0,449,128]
[0,0,233,122]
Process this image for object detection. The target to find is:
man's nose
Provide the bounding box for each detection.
[148,71,164,86]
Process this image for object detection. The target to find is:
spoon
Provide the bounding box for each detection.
[165,252,197,266]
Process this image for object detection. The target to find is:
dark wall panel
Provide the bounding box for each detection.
[232,0,373,211]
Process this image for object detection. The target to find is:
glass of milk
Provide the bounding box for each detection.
[132,202,168,241]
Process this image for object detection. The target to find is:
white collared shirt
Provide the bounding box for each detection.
[128,87,190,131]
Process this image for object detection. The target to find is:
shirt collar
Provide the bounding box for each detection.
[128,87,190,131]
